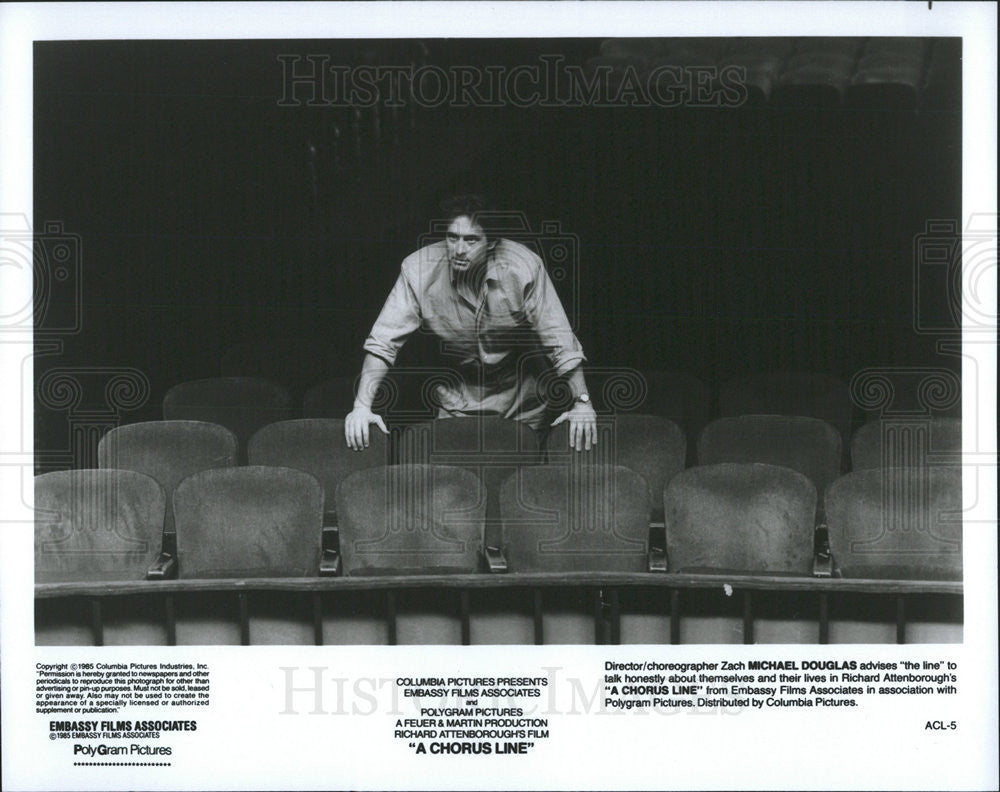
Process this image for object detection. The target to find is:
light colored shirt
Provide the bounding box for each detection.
[364,238,586,428]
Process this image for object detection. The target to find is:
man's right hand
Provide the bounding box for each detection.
[344,406,389,450]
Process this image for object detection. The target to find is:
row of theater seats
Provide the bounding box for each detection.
[35,453,961,581]
[589,36,956,110]
[160,375,962,506]
[162,369,961,465]
[35,425,962,645]
[214,347,962,424]
[106,410,963,510]
[38,415,963,583]
[39,368,962,645]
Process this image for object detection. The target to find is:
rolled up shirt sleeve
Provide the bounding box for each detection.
[522,258,586,375]
[363,269,422,366]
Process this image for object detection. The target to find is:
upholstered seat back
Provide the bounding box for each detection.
[35,469,166,583]
[173,466,322,578]
[664,462,816,574]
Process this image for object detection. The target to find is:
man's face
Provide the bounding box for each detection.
[445,215,488,273]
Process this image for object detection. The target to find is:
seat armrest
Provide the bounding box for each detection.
[319,525,342,575]
[319,548,341,577]
[322,525,340,552]
[484,545,508,574]
[813,524,833,578]
[161,531,177,557]
[146,553,177,580]
[647,546,668,573]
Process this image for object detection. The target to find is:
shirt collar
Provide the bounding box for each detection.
[448,240,502,289]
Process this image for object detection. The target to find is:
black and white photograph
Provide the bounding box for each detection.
[1,2,996,790]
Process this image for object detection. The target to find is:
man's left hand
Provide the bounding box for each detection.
[551,401,598,451]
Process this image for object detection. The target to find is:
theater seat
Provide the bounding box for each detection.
[848,55,924,111]
[547,413,681,619]
[219,338,343,403]
[171,466,324,645]
[248,418,390,525]
[823,467,962,643]
[847,38,929,111]
[720,38,795,104]
[98,420,238,542]
[35,469,168,645]
[558,369,707,463]
[545,413,686,522]
[825,467,961,581]
[774,39,863,107]
[719,370,853,450]
[665,462,816,573]
[664,463,818,643]
[851,418,961,471]
[851,366,962,424]
[599,38,672,60]
[793,37,865,59]
[922,39,960,113]
[162,377,292,463]
[400,416,541,547]
[303,375,399,420]
[334,464,486,644]
[304,369,462,431]
[494,464,653,644]
[697,414,841,506]
[776,62,854,107]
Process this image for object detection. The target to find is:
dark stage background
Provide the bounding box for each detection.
[33,39,962,468]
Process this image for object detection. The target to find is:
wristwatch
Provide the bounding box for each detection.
[574,393,591,405]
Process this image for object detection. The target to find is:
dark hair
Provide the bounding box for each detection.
[439,193,492,229]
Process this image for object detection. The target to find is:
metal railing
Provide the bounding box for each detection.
[35,572,962,647]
